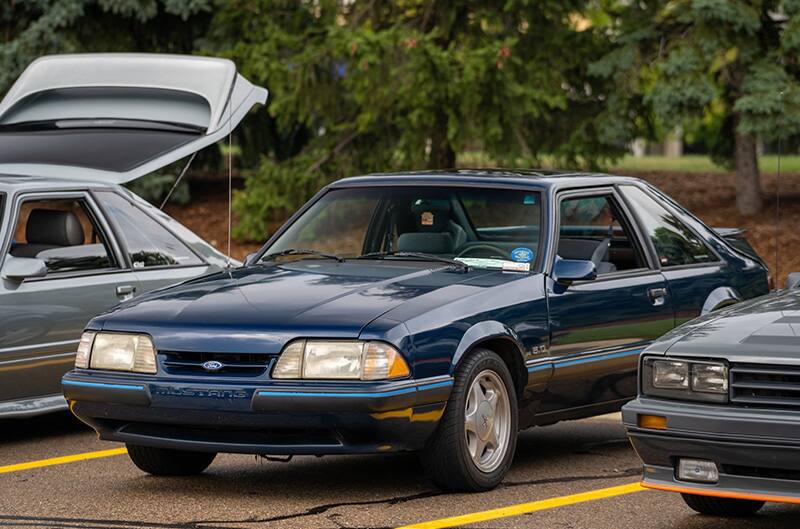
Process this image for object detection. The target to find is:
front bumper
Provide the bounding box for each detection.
[63,370,452,455]
[624,397,800,504]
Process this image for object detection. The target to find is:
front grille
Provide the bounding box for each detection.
[160,351,274,377]
[730,364,800,408]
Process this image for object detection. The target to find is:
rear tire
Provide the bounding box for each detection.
[126,444,216,476]
[681,493,764,517]
[421,348,518,492]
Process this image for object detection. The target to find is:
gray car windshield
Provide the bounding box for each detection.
[262,186,542,271]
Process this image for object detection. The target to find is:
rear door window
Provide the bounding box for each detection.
[8,197,117,274]
[96,191,202,268]
[620,185,717,267]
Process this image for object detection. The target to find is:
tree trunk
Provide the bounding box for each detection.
[429,113,456,169]
[733,120,762,216]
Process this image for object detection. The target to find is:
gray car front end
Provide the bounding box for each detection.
[624,290,800,510]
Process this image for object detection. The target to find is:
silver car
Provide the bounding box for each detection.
[0,53,267,418]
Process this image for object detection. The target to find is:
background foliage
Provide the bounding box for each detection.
[3,1,800,240]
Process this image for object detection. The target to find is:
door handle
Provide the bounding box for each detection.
[116,285,137,299]
[648,287,667,306]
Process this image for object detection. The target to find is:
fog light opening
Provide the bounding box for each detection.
[638,414,668,430]
[677,458,719,484]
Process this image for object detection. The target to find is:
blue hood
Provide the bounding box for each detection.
[92,261,524,353]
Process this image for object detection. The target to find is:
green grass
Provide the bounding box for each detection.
[612,154,800,173]
[458,152,800,173]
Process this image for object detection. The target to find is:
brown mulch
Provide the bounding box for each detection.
[168,172,800,285]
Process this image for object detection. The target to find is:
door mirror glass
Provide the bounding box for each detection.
[2,255,47,282]
[552,256,597,286]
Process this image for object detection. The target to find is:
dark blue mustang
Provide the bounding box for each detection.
[63,170,768,491]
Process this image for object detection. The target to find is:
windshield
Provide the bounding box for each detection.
[261,186,542,271]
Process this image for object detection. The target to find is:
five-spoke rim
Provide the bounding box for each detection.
[464,369,510,473]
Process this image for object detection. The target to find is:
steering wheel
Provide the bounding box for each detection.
[456,244,509,259]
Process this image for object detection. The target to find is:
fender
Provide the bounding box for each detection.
[452,320,526,373]
[701,286,741,316]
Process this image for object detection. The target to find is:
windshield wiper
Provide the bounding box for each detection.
[357,251,469,272]
[261,248,346,263]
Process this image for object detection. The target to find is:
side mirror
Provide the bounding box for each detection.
[2,256,48,282]
[244,252,258,266]
[787,272,800,289]
[552,256,597,287]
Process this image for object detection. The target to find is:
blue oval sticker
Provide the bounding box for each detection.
[511,247,534,263]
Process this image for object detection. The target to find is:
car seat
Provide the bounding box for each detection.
[9,209,84,258]
[397,199,467,254]
[557,238,617,274]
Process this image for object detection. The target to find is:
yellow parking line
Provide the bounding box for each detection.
[396,482,645,529]
[0,447,127,475]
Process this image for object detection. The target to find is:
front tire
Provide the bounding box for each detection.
[422,348,518,492]
[126,444,216,476]
[681,493,764,517]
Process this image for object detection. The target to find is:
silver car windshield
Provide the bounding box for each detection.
[261,186,542,272]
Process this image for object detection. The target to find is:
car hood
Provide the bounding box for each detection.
[0,53,267,183]
[93,261,526,353]
[657,289,800,363]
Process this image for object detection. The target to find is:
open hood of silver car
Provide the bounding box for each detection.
[0,53,268,183]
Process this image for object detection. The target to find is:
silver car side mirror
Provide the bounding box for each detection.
[2,256,48,282]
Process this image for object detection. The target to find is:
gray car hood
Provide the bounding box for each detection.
[655,289,800,364]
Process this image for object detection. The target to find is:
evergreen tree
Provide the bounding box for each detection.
[208,1,621,240]
[593,0,800,216]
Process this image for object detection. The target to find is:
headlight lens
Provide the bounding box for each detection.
[88,332,157,374]
[75,331,96,369]
[273,340,410,380]
[652,360,689,389]
[642,356,728,403]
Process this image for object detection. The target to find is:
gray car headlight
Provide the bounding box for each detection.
[272,340,410,380]
[86,332,157,374]
[642,356,728,403]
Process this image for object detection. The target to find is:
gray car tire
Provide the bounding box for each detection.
[126,444,216,476]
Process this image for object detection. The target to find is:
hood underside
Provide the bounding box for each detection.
[0,53,268,183]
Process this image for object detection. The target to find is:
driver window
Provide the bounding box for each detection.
[558,194,645,274]
[8,197,116,274]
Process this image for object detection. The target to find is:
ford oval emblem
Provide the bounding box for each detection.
[202,360,224,372]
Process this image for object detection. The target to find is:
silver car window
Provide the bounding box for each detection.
[8,197,117,273]
[96,191,202,268]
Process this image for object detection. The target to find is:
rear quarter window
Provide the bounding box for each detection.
[620,185,717,267]
[96,191,202,268]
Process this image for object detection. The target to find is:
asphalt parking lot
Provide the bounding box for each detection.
[2,412,799,529]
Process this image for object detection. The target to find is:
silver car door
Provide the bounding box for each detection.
[0,191,139,413]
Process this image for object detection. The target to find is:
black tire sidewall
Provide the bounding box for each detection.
[439,348,519,490]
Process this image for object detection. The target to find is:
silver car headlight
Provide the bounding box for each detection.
[79,331,157,374]
[642,356,728,403]
[272,340,410,380]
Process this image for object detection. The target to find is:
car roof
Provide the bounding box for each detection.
[330,168,645,190]
[0,174,116,193]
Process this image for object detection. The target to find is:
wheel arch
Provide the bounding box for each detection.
[700,286,742,316]
[452,321,527,400]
